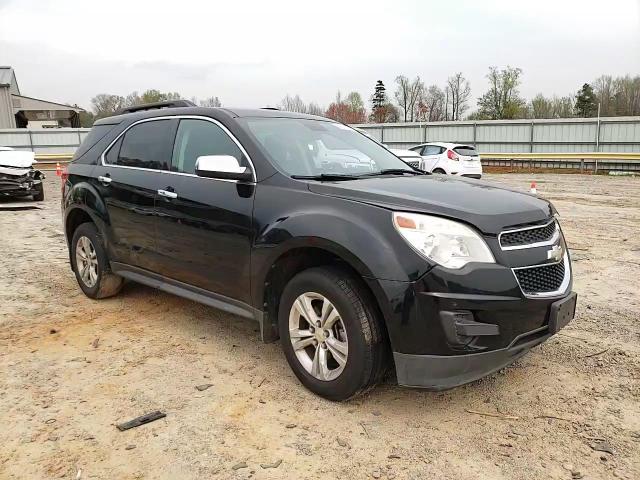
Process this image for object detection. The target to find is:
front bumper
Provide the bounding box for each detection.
[394,291,576,389]
[0,179,42,197]
[366,243,575,389]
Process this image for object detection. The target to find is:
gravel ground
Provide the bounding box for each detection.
[0,173,638,480]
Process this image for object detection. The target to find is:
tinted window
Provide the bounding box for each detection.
[409,145,423,152]
[74,124,117,161]
[116,120,176,170]
[104,136,123,165]
[423,145,442,155]
[172,119,244,174]
[453,146,479,156]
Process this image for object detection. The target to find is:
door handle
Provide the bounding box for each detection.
[98,175,112,185]
[158,189,178,199]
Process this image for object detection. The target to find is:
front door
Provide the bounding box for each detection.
[420,145,443,172]
[154,117,254,304]
[93,118,178,272]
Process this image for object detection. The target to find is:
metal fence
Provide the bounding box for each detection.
[0,128,90,154]
[353,116,640,153]
[1,116,639,159]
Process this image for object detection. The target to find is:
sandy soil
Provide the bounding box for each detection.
[1,173,638,480]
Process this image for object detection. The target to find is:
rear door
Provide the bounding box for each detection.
[153,117,255,303]
[92,118,177,272]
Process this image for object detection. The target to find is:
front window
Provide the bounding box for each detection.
[241,118,413,177]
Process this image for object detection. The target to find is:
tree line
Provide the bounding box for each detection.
[79,68,639,127]
[281,68,640,124]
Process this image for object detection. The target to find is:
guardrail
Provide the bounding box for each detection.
[31,152,640,173]
[34,153,73,170]
[480,152,640,173]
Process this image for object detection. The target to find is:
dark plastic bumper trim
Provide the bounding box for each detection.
[393,333,550,390]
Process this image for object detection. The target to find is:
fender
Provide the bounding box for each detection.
[63,178,112,251]
[250,203,430,309]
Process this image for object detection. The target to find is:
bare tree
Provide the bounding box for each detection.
[279,94,308,113]
[446,73,471,120]
[394,75,423,122]
[530,94,575,118]
[417,85,446,122]
[199,96,222,107]
[394,76,411,122]
[307,102,325,116]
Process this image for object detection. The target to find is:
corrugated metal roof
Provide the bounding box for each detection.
[0,67,15,86]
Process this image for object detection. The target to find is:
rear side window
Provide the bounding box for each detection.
[453,146,478,156]
[108,119,176,170]
[423,145,442,155]
[171,119,244,175]
[73,124,117,161]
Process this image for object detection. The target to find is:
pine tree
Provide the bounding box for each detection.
[574,83,598,117]
[370,81,387,122]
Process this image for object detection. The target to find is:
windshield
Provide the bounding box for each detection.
[241,118,412,177]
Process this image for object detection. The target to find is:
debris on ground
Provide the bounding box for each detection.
[116,411,166,431]
[195,384,213,392]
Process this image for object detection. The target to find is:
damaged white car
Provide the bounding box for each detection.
[0,147,45,201]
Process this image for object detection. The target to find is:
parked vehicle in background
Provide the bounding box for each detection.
[409,142,483,178]
[62,102,575,401]
[0,147,45,201]
[388,148,423,170]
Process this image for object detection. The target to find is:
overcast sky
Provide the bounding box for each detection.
[1,0,639,112]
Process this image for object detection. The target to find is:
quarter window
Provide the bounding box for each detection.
[171,119,244,175]
[110,120,176,170]
[423,145,442,155]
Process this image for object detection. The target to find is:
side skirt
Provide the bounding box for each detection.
[110,262,276,343]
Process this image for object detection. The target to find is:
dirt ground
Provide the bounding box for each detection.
[1,173,638,480]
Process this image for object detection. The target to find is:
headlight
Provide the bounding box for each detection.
[393,212,495,269]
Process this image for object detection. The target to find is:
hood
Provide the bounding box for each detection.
[0,150,35,168]
[307,175,554,235]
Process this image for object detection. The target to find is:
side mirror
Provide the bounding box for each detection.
[195,155,253,181]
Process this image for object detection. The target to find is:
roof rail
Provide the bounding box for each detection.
[261,107,280,110]
[117,100,196,115]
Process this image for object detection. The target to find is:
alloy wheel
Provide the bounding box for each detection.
[288,292,349,381]
[75,236,98,288]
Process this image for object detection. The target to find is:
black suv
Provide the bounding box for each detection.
[62,101,577,401]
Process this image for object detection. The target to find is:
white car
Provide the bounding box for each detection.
[389,148,423,170]
[408,142,482,178]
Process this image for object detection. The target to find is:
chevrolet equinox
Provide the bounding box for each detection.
[62,101,577,401]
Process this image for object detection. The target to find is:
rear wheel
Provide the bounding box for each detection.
[279,266,388,401]
[33,183,44,201]
[433,168,446,174]
[71,222,123,299]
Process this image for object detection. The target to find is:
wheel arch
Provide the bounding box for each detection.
[256,240,389,345]
[64,181,112,263]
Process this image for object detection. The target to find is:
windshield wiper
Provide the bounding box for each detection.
[363,168,426,176]
[291,173,360,181]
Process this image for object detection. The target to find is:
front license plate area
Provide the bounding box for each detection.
[548,292,577,333]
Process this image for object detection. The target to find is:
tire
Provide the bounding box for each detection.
[33,183,44,201]
[279,266,389,401]
[70,222,123,299]
[432,168,446,174]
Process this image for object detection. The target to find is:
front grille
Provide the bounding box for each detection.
[514,261,565,295]
[404,160,420,169]
[500,221,557,248]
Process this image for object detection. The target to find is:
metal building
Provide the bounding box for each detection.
[0,66,84,129]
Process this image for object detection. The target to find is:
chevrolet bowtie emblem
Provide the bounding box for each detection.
[547,245,563,262]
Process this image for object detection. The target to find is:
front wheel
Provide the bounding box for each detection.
[33,183,44,201]
[279,266,388,401]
